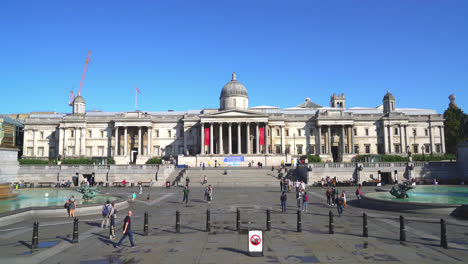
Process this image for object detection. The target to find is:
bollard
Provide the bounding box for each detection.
[175,211,180,233]
[109,214,115,239]
[363,212,368,237]
[144,212,149,236]
[297,209,302,232]
[31,221,39,249]
[236,208,240,231]
[399,215,406,242]
[440,218,448,249]
[206,209,211,232]
[72,217,79,243]
[329,211,334,234]
[266,209,271,231]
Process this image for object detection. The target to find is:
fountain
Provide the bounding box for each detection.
[0,183,19,200]
[389,182,415,199]
[77,184,101,200]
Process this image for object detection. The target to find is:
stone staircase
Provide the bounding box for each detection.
[184,168,281,187]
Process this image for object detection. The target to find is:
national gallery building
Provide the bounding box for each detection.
[22,73,445,166]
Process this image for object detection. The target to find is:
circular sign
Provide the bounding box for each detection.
[250,235,261,246]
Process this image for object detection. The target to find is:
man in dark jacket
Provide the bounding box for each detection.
[280,191,287,213]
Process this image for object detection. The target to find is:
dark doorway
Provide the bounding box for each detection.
[380,172,393,184]
[331,146,339,162]
[131,149,138,164]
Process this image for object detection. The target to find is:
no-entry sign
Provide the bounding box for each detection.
[248,230,263,256]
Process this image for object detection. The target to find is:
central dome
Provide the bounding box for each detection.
[219,72,249,110]
[220,72,248,99]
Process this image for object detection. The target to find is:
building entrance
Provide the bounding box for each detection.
[331,146,339,162]
[131,149,138,164]
[380,172,393,184]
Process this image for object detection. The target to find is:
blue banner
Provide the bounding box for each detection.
[224,156,244,163]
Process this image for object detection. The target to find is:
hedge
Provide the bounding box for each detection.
[306,155,322,163]
[412,154,456,161]
[61,158,94,164]
[107,158,116,164]
[146,157,162,164]
[19,159,49,165]
[379,155,408,162]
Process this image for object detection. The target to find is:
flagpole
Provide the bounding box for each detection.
[135,88,137,111]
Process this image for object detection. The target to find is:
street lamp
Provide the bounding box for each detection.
[421,145,425,161]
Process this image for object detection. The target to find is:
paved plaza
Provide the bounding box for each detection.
[1,184,468,264]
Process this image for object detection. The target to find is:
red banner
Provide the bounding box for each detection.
[259,127,265,145]
[204,128,210,146]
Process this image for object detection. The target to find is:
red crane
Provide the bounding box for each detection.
[77,51,91,96]
[68,90,75,106]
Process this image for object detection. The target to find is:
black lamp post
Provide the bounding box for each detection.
[421,145,425,161]
[293,133,296,158]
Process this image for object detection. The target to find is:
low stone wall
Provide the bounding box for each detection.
[178,154,291,168]
[16,164,175,186]
[0,147,19,183]
[306,162,457,185]
[457,142,468,182]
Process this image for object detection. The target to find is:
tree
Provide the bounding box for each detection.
[443,102,466,154]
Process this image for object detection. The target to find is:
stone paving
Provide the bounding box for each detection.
[0,184,468,264]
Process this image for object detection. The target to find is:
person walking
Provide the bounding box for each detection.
[321,178,324,189]
[280,191,287,213]
[182,186,189,204]
[300,181,306,191]
[355,184,363,200]
[115,211,136,248]
[66,196,76,217]
[295,180,300,193]
[326,176,330,187]
[132,192,136,201]
[336,194,344,217]
[101,200,113,229]
[326,188,332,207]
[302,192,308,212]
[203,175,207,185]
[342,191,347,208]
[207,185,213,204]
[280,179,283,192]
[109,202,117,239]
[296,191,301,208]
[203,186,209,201]
[138,183,143,194]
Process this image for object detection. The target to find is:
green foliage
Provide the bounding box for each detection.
[146,157,162,164]
[107,158,116,164]
[444,105,467,154]
[379,155,408,162]
[306,155,322,163]
[412,154,456,161]
[19,159,49,165]
[61,158,93,164]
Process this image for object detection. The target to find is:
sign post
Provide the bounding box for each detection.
[248,230,263,257]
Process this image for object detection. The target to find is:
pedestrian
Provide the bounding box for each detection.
[326,176,330,187]
[331,188,336,206]
[182,186,189,204]
[321,178,324,189]
[109,202,117,239]
[288,179,293,192]
[355,184,363,200]
[203,162,205,170]
[132,192,136,201]
[203,175,207,185]
[101,200,113,229]
[300,181,306,191]
[342,191,347,208]
[280,179,283,192]
[138,183,143,194]
[302,192,308,212]
[326,188,332,207]
[295,180,300,193]
[115,211,136,249]
[203,186,209,201]
[336,194,344,217]
[296,191,301,208]
[66,195,76,217]
[207,185,213,204]
[280,191,287,213]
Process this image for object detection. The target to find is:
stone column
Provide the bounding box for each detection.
[388,125,393,153]
[350,126,354,154]
[429,124,434,154]
[382,123,387,154]
[440,126,445,153]
[114,126,119,156]
[219,123,224,154]
[399,125,403,153]
[33,129,37,156]
[281,125,285,154]
[138,126,142,155]
[237,123,241,154]
[317,126,322,155]
[228,123,232,154]
[63,128,68,156]
[200,123,205,154]
[147,127,151,156]
[256,123,260,154]
[184,126,188,156]
[75,128,79,156]
[247,123,251,154]
[341,125,345,155]
[58,128,64,156]
[327,126,331,154]
[124,127,128,155]
[210,123,214,154]
[265,124,269,154]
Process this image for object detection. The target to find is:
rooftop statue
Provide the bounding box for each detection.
[77,184,101,200]
[390,182,415,199]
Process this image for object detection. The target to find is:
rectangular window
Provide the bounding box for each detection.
[98,146,104,156]
[71,130,75,138]
[276,129,280,137]
[49,147,55,157]
[276,145,281,154]
[310,145,315,154]
[88,130,92,138]
[27,147,33,156]
[394,128,398,135]
[413,144,419,154]
[425,129,428,136]
[40,131,44,139]
[155,130,159,137]
[354,145,359,154]
[345,144,349,154]
[321,145,326,154]
[87,146,93,156]
[267,129,270,137]
[101,131,104,138]
[286,129,289,137]
[412,129,417,136]
[168,130,172,138]
[38,147,44,156]
[365,129,369,136]
[68,146,75,156]
[285,145,290,154]
[353,129,357,136]
[154,146,160,156]
[365,144,370,154]
[297,145,303,155]
[298,130,302,137]
[436,144,441,153]
[425,144,430,153]
[394,144,401,153]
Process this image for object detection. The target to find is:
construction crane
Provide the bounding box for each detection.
[68,90,75,106]
[77,51,91,96]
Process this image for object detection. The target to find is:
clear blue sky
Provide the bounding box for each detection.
[1,0,467,114]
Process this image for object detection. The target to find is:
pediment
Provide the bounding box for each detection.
[206,109,267,118]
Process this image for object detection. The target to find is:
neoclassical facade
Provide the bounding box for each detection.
[22,73,445,165]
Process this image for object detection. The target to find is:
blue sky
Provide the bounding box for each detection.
[1,0,467,114]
